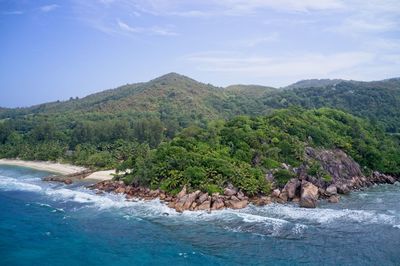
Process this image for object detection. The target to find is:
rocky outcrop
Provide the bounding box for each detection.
[326,185,337,195]
[289,147,399,207]
[250,196,272,206]
[89,146,399,211]
[282,178,300,199]
[90,181,249,212]
[305,147,363,182]
[299,181,319,208]
[43,170,94,184]
[225,199,248,209]
[328,195,340,203]
[224,187,238,196]
[271,189,281,198]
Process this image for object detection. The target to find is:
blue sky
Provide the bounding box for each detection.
[1,0,399,107]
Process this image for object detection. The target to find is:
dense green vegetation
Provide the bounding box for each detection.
[1,73,400,195]
[116,108,400,195]
[265,78,400,133]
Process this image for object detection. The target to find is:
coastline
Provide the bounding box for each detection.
[0,159,115,181]
[1,158,398,212]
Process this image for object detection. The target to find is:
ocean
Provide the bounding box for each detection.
[0,165,399,265]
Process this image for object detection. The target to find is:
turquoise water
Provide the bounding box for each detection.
[1,165,400,265]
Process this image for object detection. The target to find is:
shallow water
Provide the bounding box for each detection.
[0,165,399,265]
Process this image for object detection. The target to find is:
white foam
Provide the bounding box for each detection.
[292,223,307,235]
[44,187,136,209]
[255,204,397,226]
[0,176,42,192]
[235,212,289,225]
[2,171,398,233]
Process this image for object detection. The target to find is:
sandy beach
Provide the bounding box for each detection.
[85,170,116,181]
[0,159,115,181]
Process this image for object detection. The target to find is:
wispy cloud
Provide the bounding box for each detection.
[236,33,279,47]
[327,0,400,35]
[329,14,399,35]
[2,10,24,16]
[133,0,345,17]
[182,51,381,83]
[40,4,59,13]
[117,19,178,36]
[117,19,141,33]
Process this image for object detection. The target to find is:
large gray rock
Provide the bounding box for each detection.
[278,191,288,202]
[197,192,209,204]
[197,200,211,211]
[336,183,350,194]
[328,195,340,203]
[326,185,337,195]
[211,198,225,210]
[305,147,363,182]
[224,187,237,196]
[237,191,246,200]
[174,195,189,212]
[272,189,281,198]
[225,199,248,209]
[299,180,319,208]
[283,178,300,199]
[176,185,187,199]
[182,190,201,210]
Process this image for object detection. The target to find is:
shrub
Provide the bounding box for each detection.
[274,169,295,186]
[204,184,222,195]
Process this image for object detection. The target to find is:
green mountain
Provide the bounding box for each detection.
[264,78,400,132]
[0,73,399,195]
[2,74,400,133]
[284,79,346,89]
[1,73,225,118]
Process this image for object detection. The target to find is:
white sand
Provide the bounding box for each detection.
[0,159,114,181]
[85,170,116,181]
[0,159,87,175]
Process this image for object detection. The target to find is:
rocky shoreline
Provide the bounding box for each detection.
[87,169,398,212]
[43,170,94,184]
[43,147,399,212]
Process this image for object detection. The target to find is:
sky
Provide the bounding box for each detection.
[0,0,399,107]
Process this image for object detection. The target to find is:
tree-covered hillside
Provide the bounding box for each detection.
[2,74,400,134]
[0,73,399,179]
[117,108,400,195]
[284,79,346,89]
[0,73,227,119]
[264,78,400,132]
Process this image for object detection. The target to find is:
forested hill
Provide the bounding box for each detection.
[0,73,226,118]
[264,78,400,132]
[0,73,400,177]
[284,79,346,89]
[2,74,399,131]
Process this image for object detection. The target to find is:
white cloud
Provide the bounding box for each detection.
[183,51,378,81]
[216,0,345,13]
[117,19,178,36]
[117,19,141,33]
[130,0,344,17]
[328,0,400,34]
[40,4,59,13]
[1,10,24,15]
[237,33,279,47]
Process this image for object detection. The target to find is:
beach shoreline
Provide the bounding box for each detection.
[0,159,115,181]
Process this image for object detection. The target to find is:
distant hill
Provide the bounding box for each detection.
[0,73,278,121]
[1,73,226,119]
[264,78,400,132]
[284,79,346,89]
[1,73,400,133]
[225,84,276,95]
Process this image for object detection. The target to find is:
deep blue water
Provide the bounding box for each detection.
[1,165,400,266]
